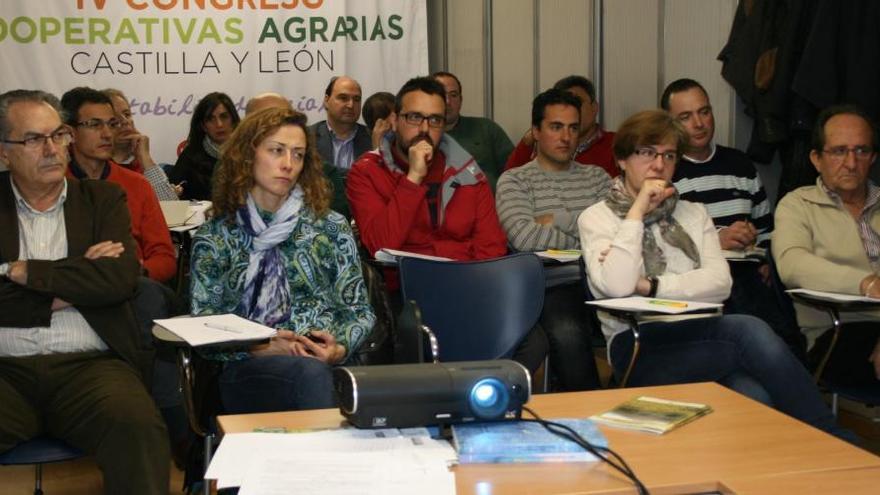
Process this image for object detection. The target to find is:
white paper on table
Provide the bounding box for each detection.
[152,314,276,346]
[207,429,457,490]
[374,248,453,264]
[586,296,723,314]
[168,200,212,232]
[786,288,880,304]
[237,451,455,495]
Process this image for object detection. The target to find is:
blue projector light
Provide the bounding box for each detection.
[469,378,509,419]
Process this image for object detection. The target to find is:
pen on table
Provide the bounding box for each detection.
[648,299,688,308]
[204,322,243,334]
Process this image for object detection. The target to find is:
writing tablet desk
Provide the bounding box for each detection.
[218,382,880,494]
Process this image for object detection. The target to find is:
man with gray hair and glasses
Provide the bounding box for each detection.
[774,104,880,388]
[0,89,169,494]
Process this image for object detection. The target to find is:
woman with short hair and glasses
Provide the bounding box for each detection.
[170,92,240,200]
[578,109,854,442]
[190,107,374,413]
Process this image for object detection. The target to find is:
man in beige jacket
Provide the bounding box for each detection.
[773,104,880,387]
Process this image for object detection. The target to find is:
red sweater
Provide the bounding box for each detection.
[347,149,508,262]
[504,129,619,178]
[67,162,176,282]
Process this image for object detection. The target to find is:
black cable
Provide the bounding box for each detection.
[521,405,650,495]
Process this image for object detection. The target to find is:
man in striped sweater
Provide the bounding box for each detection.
[662,78,804,360]
[496,89,611,391]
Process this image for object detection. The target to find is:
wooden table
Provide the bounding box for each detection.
[218,382,880,494]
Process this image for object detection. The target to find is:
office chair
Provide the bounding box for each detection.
[397,253,544,363]
[0,437,84,495]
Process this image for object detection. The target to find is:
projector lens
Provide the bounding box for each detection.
[469,378,509,419]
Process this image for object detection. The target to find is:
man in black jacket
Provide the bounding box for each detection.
[0,89,169,495]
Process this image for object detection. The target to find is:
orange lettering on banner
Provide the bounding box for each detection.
[155,0,176,10]
[302,0,322,7]
[127,0,148,9]
[260,0,279,9]
[77,0,108,9]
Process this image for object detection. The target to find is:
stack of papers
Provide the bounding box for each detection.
[592,396,713,435]
[586,297,722,315]
[373,248,453,264]
[152,314,276,346]
[207,429,456,494]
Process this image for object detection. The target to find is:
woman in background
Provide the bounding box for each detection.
[189,107,374,413]
[170,91,240,200]
[578,109,853,442]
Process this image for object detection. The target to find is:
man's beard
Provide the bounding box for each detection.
[396,133,435,155]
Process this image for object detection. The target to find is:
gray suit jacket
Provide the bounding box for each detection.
[311,120,373,170]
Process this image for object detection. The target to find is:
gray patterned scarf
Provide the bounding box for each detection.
[604,177,700,277]
[235,187,304,327]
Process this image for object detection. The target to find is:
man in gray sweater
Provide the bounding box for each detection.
[496,88,611,391]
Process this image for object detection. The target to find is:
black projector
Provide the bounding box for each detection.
[333,360,531,429]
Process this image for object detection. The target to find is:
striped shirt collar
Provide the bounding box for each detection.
[820,179,880,269]
[10,176,68,215]
[682,142,717,164]
[819,179,880,212]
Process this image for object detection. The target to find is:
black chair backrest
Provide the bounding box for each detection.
[398,253,545,362]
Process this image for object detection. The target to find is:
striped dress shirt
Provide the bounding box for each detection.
[0,178,107,356]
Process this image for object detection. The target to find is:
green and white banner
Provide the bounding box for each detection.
[0,0,428,164]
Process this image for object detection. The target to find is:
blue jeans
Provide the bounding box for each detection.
[609,315,854,442]
[219,355,336,414]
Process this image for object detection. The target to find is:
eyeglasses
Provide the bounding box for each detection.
[2,129,72,150]
[75,118,122,131]
[821,146,875,163]
[400,112,445,129]
[633,147,678,163]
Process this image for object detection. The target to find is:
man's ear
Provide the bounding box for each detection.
[809,149,821,173]
[390,113,398,133]
[0,145,9,168]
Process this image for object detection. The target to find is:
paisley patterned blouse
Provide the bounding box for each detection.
[190,207,375,362]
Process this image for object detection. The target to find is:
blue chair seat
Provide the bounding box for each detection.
[0,437,83,466]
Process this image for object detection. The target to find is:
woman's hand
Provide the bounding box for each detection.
[626,179,675,221]
[291,330,346,365]
[634,277,652,296]
[250,329,299,357]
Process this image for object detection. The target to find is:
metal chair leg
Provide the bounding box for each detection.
[420,324,440,364]
[34,463,43,495]
[619,315,641,388]
[202,433,214,495]
[813,307,842,383]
